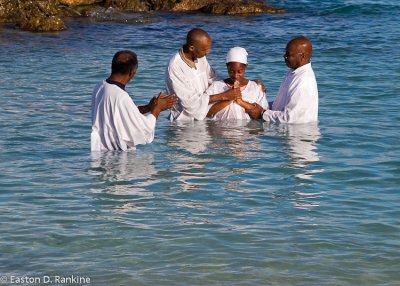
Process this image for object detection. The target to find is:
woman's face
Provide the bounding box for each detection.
[226,62,247,82]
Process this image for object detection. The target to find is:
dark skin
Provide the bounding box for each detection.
[207,62,257,118]
[182,29,241,104]
[108,54,176,118]
[246,36,313,120]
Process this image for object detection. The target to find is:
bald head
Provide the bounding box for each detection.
[284,36,313,69]
[183,28,212,61]
[186,28,211,46]
[287,36,312,61]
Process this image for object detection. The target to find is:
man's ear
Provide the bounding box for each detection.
[129,68,137,78]
[188,45,195,52]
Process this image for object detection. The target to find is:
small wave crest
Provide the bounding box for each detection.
[322,3,399,16]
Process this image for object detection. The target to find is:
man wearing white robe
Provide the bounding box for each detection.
[248,36,318,124]
[91,50,176,151]
[165,28,241,121]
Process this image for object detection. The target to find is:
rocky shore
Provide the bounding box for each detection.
[0,0,286,32]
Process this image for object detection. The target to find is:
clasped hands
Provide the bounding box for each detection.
[216,87,264,120]
[148,91,177,117]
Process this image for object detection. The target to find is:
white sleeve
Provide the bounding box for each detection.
[204,80,227,96]
[263,80,317,124]
[166,64,210,120]
[253,84,269,110]
[115,96,156,147]
[207,62,222,83]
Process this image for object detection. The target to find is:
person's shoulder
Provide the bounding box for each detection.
[247,79,259,87]
[167,50,181,65]
[93,80,105,89]
[198,56,211,67]
[297,63,315,75]
[244,80,261,90]
[211,78,226,87]
[92,80,107,95]
[102,82,129,98]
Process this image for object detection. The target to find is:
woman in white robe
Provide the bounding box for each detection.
[205,47,268,120]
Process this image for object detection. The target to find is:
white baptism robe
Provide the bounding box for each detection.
[205,80,268,120]
[165,50,220,121]
[263,63,318,124]
[91,81,156,151]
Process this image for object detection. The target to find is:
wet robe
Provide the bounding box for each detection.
[91,81,156,151]
[205,80,268,120]
[165,49,220,121]
[263,63,318,124]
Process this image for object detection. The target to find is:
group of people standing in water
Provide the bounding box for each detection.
[91,28,318,152]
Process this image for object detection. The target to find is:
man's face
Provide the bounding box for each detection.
[192,38,212,60]
[284,44,303,70]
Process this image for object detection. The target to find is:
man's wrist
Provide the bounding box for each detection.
[261,109,266,116]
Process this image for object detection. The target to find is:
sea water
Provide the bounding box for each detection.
[0,0,399,285]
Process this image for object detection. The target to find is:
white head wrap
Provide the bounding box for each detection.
[226,47,248,64]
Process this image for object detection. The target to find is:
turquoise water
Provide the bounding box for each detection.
[1,0,400,285]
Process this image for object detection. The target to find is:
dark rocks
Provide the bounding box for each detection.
[17,0,65,32]
[201,0,286,15]
[59,0,102,6]
[103,0,148,12]
[0,0,286,32]
[0,0,19,23]
[0,0,64,32]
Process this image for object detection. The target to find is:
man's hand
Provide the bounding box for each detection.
[150,92,177,118]
[246,103,264,120]
[222,87,242,101]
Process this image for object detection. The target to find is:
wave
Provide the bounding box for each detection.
[324,3,400,16]
[267,1,400,16]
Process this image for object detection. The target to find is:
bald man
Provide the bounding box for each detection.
[91,50,176,151]
[247,36,318,123]
[165,28,241,121]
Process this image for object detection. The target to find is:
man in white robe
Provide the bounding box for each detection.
[248,36,318,124]
[165,28,241,121]
[91,50,176,151]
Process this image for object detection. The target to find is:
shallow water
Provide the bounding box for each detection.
[1,0,400,285]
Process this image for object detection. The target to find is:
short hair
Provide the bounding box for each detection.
[111,50,138,75]
[186,28,210,46]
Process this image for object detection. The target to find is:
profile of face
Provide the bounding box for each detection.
[226,62,247,83]
[283,42,304,70]
[191,38,212,60]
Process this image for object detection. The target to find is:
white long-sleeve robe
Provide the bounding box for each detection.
[263,63,318,124]
[165,50,220,121]
[205,80,268,120]
[91,81,156,151]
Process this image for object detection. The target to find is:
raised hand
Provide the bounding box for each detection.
[150,91,177,118]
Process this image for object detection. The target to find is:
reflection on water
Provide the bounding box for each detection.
[163,120,266,195]
[264,122,324,209]
[264,122,322,175]
[88,151,159,218]
[90,151,157,182]
[285,123,321,168]
[207,120,265,159]
[167,121,213,155]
